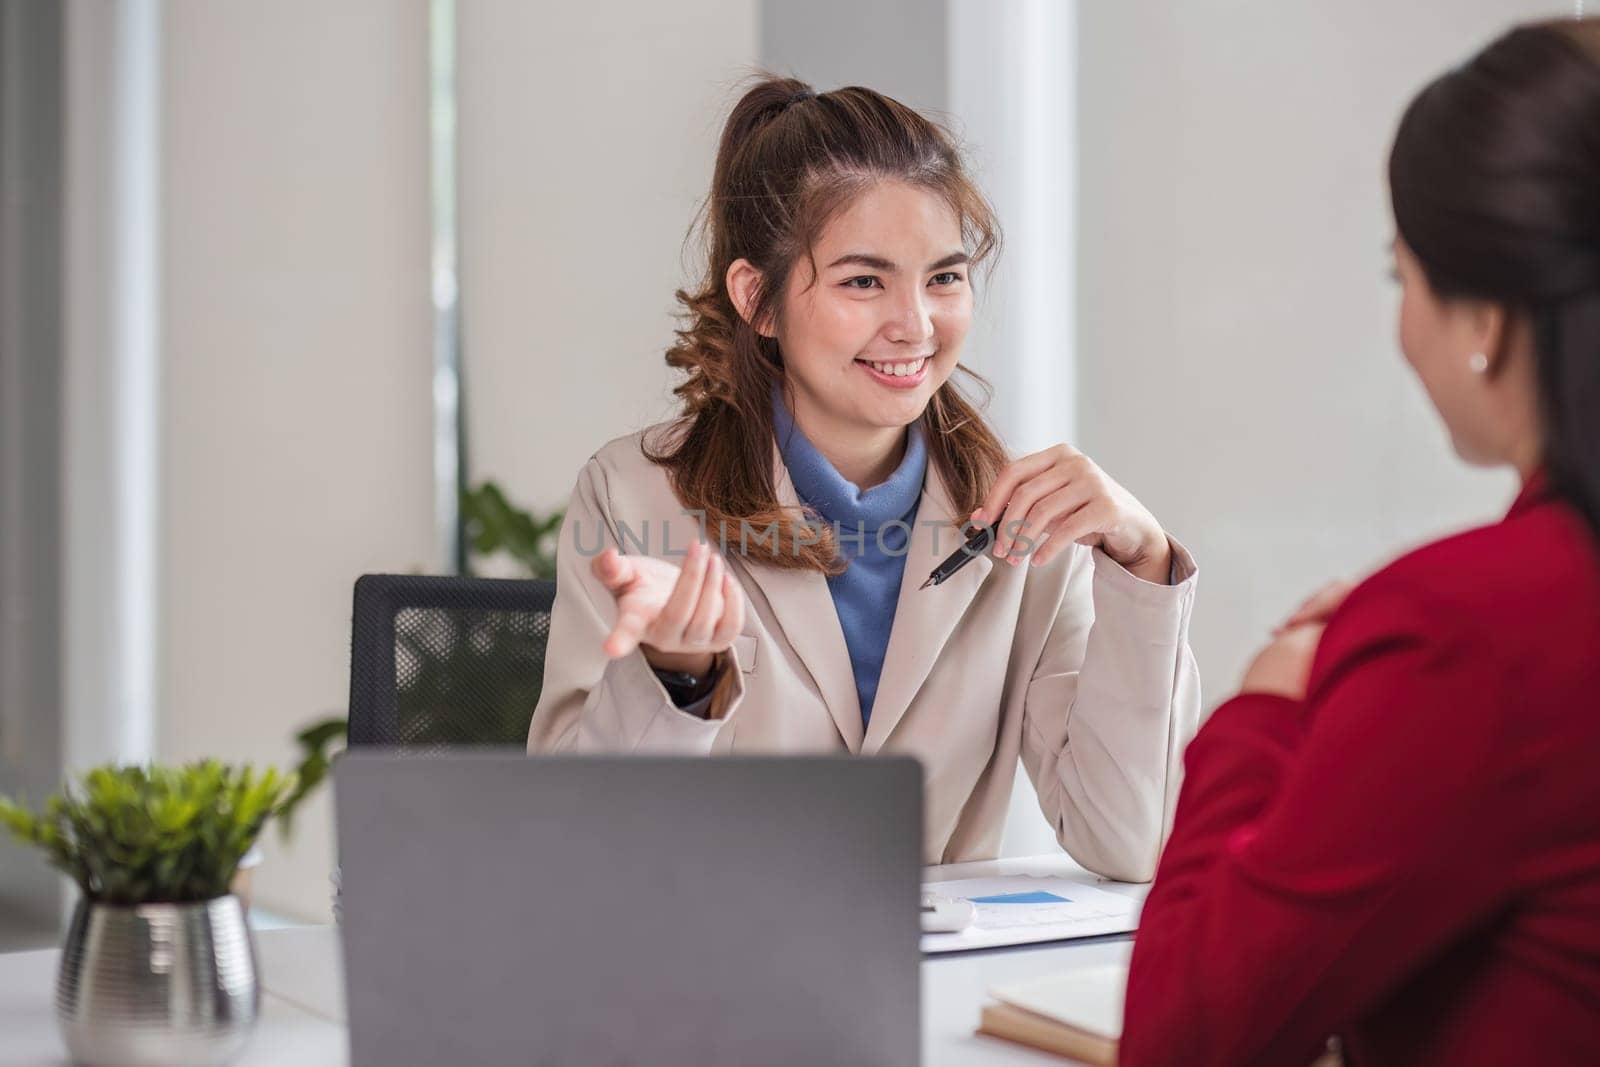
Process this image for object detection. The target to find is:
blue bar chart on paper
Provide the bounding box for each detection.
[920,876,1141,954]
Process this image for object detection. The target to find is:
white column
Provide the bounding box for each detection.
[60,0,161,773]
[948,0,1077,452]
[949,0,1078,858]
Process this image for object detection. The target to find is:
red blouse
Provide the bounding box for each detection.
[1123,475,1600,1065]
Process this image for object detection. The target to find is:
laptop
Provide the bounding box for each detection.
[333,752,922,1067]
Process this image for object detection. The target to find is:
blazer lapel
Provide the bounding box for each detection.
[729,449,865,752]
[862,464,993,754]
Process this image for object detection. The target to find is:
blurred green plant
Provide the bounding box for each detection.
[277,718,347,841]
[0,761,296,905]
[277,481,563,837]
[461,480,563,580]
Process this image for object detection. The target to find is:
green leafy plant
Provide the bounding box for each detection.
[0,761,296,906]
[277,718,348,841]
[274,481,563,837]
[461,480,563,580]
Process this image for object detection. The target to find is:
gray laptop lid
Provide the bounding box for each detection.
[334,752,922,1067]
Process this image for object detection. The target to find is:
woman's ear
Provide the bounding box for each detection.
[726,259,775,338]
[1470,300,1515,378]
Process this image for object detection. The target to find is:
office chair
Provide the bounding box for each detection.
[345,574,557,749]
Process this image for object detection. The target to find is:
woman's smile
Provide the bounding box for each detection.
[855,355,932,388]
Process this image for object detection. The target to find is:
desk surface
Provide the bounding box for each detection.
[0,854,1138,1066]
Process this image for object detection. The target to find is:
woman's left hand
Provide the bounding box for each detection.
[1239,623,1323,701]
[1274,579,1355,635]
[975,444,1172,583]
[1236,578,1353,701]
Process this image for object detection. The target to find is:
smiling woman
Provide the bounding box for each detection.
[659,77,1007,574]
[726,181,978,488]
[527,75,1201,879]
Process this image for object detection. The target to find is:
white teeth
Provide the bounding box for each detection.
[866,357,926,377]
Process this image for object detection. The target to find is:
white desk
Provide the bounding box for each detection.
[0,854,1139,1066]
[0,947,343,1067]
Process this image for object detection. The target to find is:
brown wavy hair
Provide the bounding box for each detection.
[644,74,1009,573]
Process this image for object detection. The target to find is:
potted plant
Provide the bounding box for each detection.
[0,761,296,1067]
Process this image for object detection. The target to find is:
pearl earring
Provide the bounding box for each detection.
[1469,352,1489,374]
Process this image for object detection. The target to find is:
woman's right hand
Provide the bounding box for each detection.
[589,540,745,676]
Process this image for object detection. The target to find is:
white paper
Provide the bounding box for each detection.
[921,875,1140,954]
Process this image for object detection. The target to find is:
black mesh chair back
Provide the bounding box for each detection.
[346,574,557,749]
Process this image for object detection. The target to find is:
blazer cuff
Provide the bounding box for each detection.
[1091,535,1197,612]
[587,646,747,752]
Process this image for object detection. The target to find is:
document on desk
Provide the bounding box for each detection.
[921,875,1141,954]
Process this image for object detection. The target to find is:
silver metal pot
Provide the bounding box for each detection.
[56,894,260,1066]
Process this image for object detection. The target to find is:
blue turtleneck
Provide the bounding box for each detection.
[773,392,927,726]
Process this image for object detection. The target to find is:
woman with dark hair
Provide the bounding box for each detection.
[1124,18,1600,1065]
[528,77,1201,879]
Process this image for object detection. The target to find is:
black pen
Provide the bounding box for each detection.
[919,523,995,589]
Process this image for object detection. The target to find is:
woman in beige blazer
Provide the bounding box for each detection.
[528,77,1200,881]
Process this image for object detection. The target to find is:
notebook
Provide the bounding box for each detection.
[976,964,1126,1065]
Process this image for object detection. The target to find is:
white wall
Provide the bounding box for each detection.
[456,1,758,516]
[1076,1,1543,697]
[156,0,436,920]
[762,0,946,113]
[151,0,761,920]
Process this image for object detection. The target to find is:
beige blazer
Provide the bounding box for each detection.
[528,423,1202,880]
